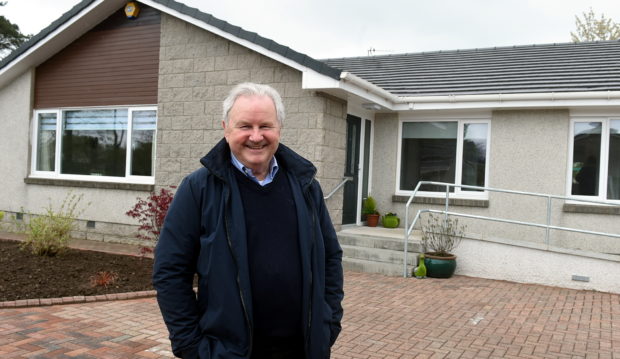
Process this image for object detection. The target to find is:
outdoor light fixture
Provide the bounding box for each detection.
[361,103,382,111]
[125,1,140,19]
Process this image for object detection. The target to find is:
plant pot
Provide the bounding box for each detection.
[424,253,457,278]
[382,215,399,228]
[366,214,380,227]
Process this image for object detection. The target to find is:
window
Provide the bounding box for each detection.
[31,107,156,183]
[570,118,620,201]
[398,120,489,195]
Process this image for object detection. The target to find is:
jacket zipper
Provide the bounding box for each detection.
[303,178,317,355]
[223,190,253,358]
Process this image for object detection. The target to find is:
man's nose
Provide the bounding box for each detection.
[249,127,263,142]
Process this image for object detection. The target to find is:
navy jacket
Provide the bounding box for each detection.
[153,139,344,359]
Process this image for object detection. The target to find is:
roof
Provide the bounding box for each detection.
[322,41,620,97]
[0,0,341,80]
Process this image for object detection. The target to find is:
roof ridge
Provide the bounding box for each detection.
[322,39,620,62]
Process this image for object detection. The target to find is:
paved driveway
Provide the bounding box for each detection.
[1,271,619,358]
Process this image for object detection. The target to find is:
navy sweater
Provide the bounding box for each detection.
[234,168,303,339]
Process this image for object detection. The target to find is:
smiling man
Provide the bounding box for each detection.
[153,82,344,359]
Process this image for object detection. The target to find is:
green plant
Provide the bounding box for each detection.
[421,213,466,257]
[19,192,87,257]
[362,196,379,215]
[384,212,397,217]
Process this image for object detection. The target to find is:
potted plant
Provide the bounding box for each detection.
[382,212,400,228]
[362,196,380,227]
[420,213,466,278]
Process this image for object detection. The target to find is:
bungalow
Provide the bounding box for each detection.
[0,0,618,290]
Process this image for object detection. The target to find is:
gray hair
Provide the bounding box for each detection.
[222,82,285,126]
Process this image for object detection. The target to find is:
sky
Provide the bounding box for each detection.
[2,0,620,59]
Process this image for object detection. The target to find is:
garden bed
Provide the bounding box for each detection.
[0,239,154,302]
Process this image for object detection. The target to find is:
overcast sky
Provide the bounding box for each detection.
[3,0,620,59]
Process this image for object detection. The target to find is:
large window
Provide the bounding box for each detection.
[570,118,620,201]
[32,107,156,183]
[399,120,489,195]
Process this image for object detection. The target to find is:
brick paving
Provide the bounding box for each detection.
[1,271,619,358]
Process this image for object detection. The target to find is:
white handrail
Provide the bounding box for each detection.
[324,177,353,200]
[403,181,620,277]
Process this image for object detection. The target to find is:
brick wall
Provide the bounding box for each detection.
[156,14,347,225]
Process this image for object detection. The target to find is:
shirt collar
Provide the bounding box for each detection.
[230,153,279,186]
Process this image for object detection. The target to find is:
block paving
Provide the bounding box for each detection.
[1,270,619,358]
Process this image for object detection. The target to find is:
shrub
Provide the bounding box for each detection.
[20,193,87,257]
[126,187,175,255]
[90,271,118,288]
[421,213,467,257]
[362,196,378,215]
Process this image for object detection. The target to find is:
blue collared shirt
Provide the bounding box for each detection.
[230,153,279,186]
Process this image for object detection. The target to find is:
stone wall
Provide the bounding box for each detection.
[156,14,347,225]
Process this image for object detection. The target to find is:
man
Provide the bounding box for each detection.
[153,82,344,359]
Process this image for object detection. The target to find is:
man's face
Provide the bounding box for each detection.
[223,94,281,179]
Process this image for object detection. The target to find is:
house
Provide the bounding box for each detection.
[1,0,618,290]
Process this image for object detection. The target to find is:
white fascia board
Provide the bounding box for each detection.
[142,0,335,81]
[303,71,394,109]
[0,0,123,88]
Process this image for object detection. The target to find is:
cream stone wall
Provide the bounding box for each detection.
[156,15,347,225]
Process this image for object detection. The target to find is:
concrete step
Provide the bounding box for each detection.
[343,257,412,277]
[342,244,418,266]
[338,232,423,253]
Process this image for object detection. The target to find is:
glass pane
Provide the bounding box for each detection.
[36,113,56,172]
[131,110,156,176]
[461,123,488,191]
[571,122,601,196]
[61,109,127,177]
[608,120,620,200]
[400,122,457,191]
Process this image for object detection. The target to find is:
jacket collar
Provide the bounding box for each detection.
[200,138,317,188]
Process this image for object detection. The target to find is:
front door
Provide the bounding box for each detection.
[342,115,361,224]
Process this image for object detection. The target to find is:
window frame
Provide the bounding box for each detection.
[30,105,157,185]
[567,116,620,204]
[396,116,491,199]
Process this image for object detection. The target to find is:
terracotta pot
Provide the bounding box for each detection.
[366,214,380,227]
[423,252,457,278]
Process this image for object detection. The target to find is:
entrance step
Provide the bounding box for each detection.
[337,226,423,277]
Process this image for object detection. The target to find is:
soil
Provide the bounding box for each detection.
[0,239,154,302]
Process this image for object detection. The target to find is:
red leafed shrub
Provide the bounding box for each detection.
[90,271,118,288]
[125,187,175,255]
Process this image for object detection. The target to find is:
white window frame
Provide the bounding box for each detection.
[30,105,157,185]
[396,116,491,199]
[567,115,620,204]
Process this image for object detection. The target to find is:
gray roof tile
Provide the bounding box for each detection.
[323,41,620,96]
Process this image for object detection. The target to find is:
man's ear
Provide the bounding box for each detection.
[221,120,226,130]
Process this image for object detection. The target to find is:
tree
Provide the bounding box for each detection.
[571,8,620,42]
[0,1,30,57]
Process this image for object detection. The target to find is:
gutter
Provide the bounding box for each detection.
[336,71,620,111]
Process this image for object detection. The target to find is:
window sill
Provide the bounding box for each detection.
[392,195,489,208]
[24,177,154,192]
[562,203,620,215]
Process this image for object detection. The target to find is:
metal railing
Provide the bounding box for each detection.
[403,181,620,277]
[324,177,353,200]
